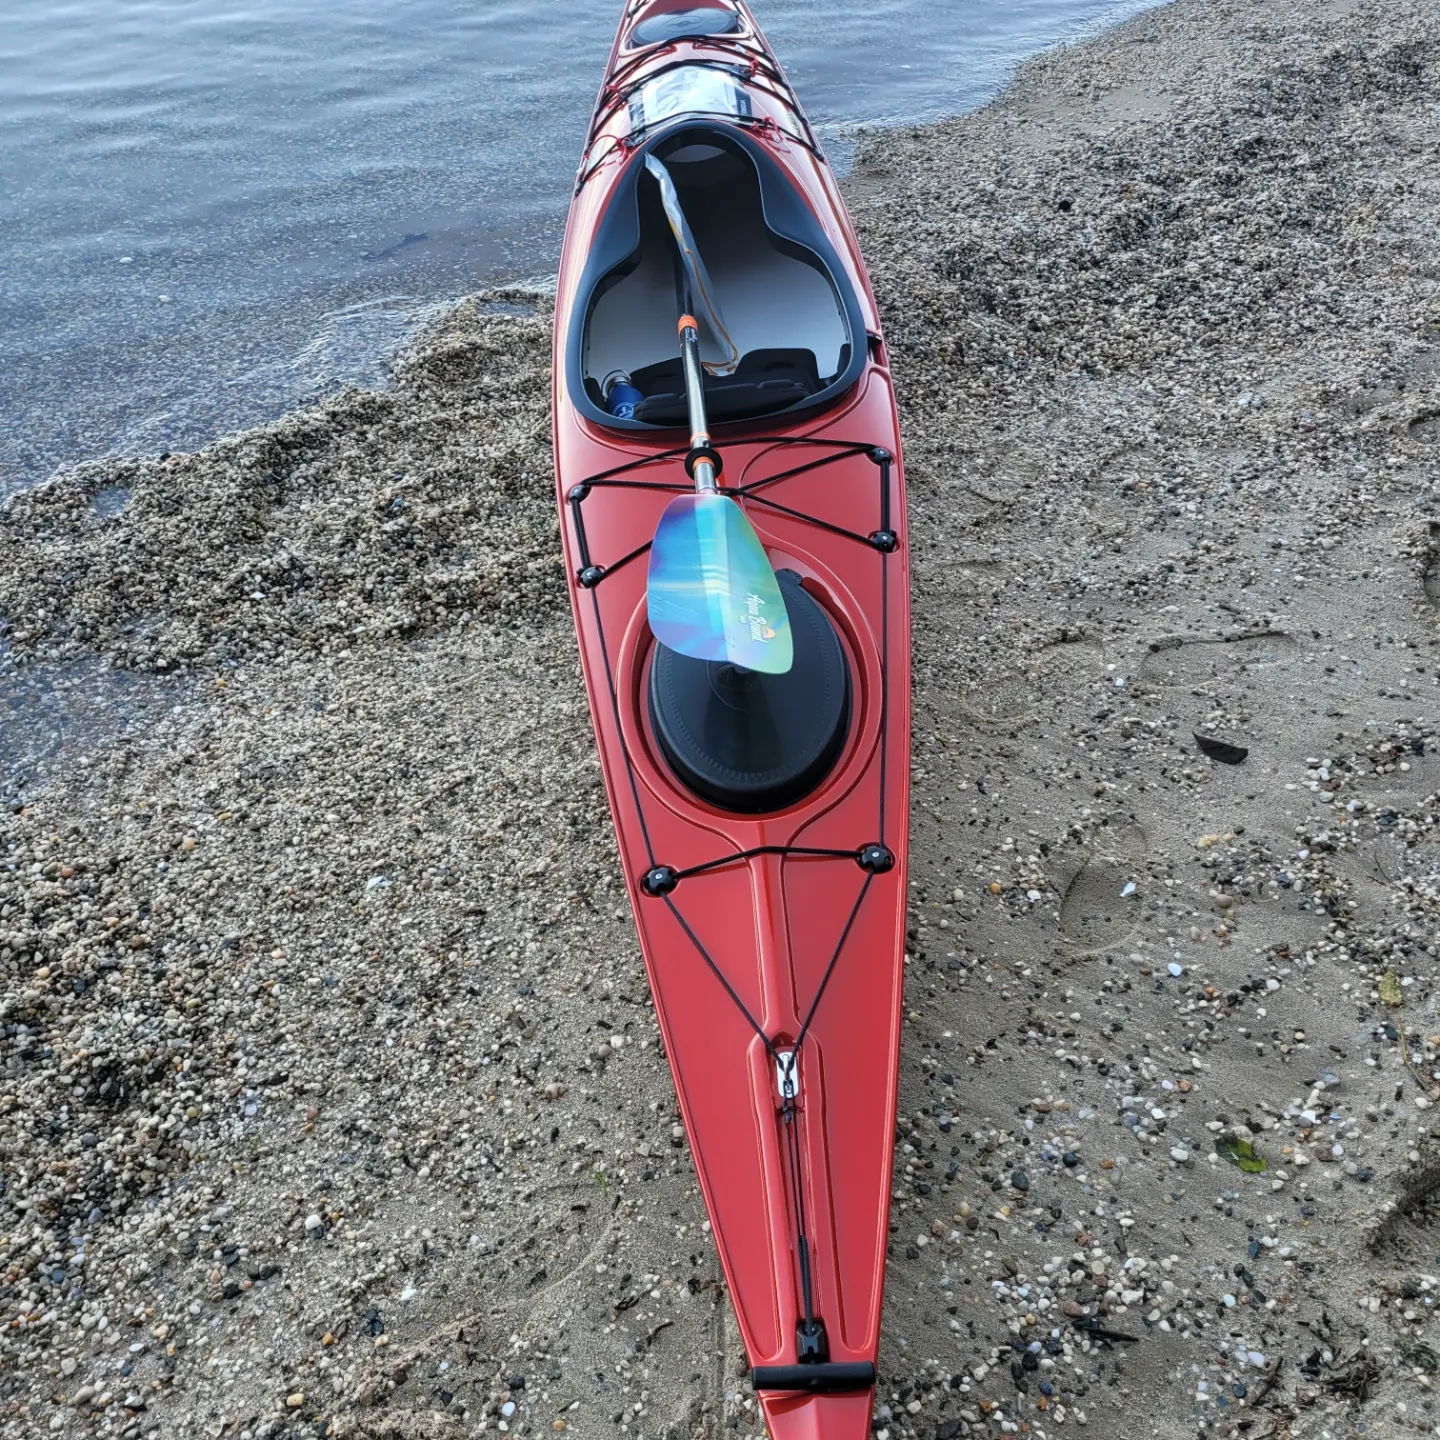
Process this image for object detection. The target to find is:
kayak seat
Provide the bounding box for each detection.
[649,570,850,813]
[635,380,807,427]
[628,347,822,426]
[571,124,868,431]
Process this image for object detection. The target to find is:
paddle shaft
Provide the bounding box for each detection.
[678,316,717,494]
[647,155,740,376]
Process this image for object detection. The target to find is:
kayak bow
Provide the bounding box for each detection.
[552,4,911,1435]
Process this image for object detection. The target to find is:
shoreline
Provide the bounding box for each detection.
[5,2,1440,1438]
[0,0,1167,504]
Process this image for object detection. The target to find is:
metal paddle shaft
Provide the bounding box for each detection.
[646,316,794,675]
[645,155,740,375]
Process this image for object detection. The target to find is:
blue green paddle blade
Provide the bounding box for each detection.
[647,492,794,674]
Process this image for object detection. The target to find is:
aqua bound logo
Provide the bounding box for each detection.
[743,592,778,643]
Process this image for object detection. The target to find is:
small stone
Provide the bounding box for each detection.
[1011,1169,1030,1192]
[286,1392,304,1408]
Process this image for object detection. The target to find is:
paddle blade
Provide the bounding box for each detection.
[647,492,793,674]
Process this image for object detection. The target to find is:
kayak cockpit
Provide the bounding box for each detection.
[568,125,867,431]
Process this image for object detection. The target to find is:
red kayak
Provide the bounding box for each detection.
[552,4,910,1435]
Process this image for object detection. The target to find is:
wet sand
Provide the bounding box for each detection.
[3,1,1440,1436]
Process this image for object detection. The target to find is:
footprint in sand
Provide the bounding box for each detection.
[396,1179,623,1337]
[1424,521,1440,607]
[1370,835,1440,887]
[1408,411,1440,444]
[1336,351,1440,422]
[1138,631,1296,688]
[1055,824,1148,951]
[1370,1155,1440,1264]
[959,637,1107,728]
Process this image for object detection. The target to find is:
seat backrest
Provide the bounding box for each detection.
[568,124,867,432]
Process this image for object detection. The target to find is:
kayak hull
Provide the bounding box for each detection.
[553,4,911,1433]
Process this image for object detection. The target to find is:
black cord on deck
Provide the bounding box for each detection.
[570,435,899,1364]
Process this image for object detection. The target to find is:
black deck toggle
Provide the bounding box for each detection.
[751,1362,877,1394]
[640,865,680,897]
[856,843,895,874]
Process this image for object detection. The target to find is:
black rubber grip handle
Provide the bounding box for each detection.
[751,1362,876,1393]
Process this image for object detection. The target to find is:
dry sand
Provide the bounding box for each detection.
[4,0,1440,1436]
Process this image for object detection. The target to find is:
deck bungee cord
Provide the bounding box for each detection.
[576,10,822,192]
[567,430,898,1385]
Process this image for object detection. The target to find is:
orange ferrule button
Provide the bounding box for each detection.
[678,314,698,334]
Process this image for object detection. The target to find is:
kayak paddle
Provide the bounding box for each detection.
[646,314,793,674]
[644,155,740,375]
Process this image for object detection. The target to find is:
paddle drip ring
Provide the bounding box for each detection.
[683,443,723,480]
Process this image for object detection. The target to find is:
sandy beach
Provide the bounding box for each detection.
[4,0,1440,1436]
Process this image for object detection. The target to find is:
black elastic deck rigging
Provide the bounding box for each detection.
[579,19,824,190]
[570,433,898,1378]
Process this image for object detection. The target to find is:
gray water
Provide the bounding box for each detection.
[1,0,1160,492]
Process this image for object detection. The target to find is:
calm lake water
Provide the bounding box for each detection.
[1,0,1159,490]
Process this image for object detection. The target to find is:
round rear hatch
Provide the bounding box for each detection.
[648,571,850,814]
[629,5,741,47]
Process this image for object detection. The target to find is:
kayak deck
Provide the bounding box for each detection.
[552,5,911,1435]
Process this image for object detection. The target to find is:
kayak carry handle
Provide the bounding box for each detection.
[750,1362,876,1394]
